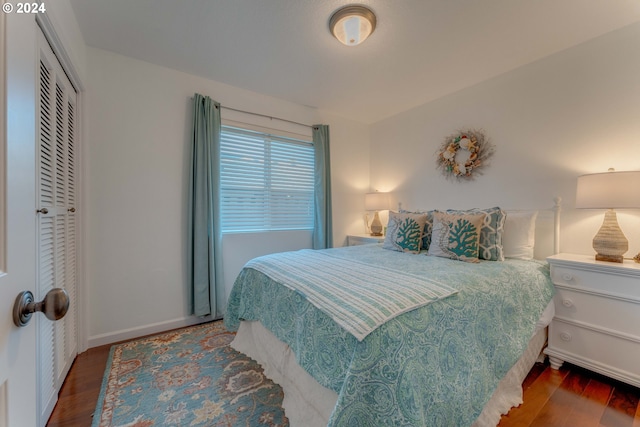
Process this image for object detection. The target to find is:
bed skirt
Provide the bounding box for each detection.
[231,300,553,427]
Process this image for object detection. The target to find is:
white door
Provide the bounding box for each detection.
[0,11,39,427]
[36,28,78,426]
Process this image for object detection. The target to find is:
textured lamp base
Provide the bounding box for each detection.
[593,209,628,263]
[595,253,624,263]
[370,211,383,236]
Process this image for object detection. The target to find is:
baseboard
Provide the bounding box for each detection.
[87,315,214,348]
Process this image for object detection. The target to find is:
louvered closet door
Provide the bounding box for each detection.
[37,29,78,427]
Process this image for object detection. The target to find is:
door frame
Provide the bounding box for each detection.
[36,13,87,353]
[0,8,6,278]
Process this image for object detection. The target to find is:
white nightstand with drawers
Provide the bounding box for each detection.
[545,253,640,388]
[347,234,385,246]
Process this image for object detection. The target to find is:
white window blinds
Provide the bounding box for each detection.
[220,125,315,232]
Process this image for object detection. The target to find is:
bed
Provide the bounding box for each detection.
[224,204,559,426]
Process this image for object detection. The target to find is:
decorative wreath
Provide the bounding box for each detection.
[436,129,494,180]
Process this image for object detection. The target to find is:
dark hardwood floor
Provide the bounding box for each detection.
[47,342,640,427]
[46,343,112,427]
[499,362,640,427]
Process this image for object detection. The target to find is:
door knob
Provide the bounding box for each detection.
[13,288,70,327]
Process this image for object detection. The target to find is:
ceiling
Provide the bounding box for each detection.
[69,0,640,124]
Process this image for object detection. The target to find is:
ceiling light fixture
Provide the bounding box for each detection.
[329,5,377,47]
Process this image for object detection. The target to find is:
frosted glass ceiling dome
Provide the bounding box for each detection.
[329,5,377,46]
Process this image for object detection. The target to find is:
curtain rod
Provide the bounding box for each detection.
[221,105,316,130]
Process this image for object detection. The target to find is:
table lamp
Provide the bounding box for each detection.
[575,169,640,262]
[365,192,389,236]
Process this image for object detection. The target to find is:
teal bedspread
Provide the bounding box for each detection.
[225,245,555,426]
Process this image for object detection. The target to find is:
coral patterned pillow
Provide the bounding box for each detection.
[446,207,506,261]
[401,209,435,251]
[382,212,428,254]
[428,211,485,262]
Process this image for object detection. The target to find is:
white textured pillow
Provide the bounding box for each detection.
[503,211,538,259]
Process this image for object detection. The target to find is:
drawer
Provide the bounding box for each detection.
[551,265,640,300]
[348,237,369,246]
[549,320,640,379]
[553,287,640,338]
[347,235,384,246]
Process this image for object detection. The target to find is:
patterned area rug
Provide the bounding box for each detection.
[92,321,289,427]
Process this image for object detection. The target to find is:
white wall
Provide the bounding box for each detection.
[370,23,640,259]
[84,16,640,348]
[85,47,369,346]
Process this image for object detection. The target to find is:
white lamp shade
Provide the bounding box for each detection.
[365,192,389,211]
[576,170,640,209]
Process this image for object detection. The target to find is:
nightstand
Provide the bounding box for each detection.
[545,253,640,388]
[347,234,385,246]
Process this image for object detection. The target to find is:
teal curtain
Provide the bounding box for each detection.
[312,125,333,249]
[188,94,225,318]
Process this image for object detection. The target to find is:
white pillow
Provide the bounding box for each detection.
[503,211,537,259]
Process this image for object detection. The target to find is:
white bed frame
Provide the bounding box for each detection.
[529,196,562,259]
[231,199,562,427]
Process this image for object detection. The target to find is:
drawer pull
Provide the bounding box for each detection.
[560,332,572,342]
[561,298,574,308]
[561,273,573,281]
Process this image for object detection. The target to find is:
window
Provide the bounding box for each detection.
[220,125,315,232]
